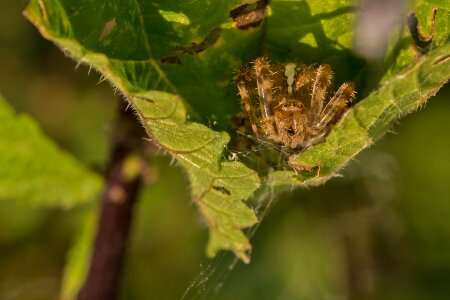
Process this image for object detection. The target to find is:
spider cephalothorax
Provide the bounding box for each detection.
[235,57,356,149]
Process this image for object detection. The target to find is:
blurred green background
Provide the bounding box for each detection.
[1,1,450,300]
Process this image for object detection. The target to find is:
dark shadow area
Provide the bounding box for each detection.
[230,0,269,30]
[266,1,366,95]
[160,28,222,65]
[408,8,437,56]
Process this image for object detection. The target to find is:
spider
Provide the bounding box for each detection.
[235,57,356,149]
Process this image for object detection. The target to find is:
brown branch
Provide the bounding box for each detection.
[78,98,146,300]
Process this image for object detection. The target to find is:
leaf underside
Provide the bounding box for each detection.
[24,0,449,261]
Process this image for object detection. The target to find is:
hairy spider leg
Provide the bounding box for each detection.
[293,64,315,104]
[271,64,290,142]
[254,58,275,117]
[300,131,328,149]
[271,64,289,97]
[254,57,278,135]
[273,109,288,144]
[309,64,333,126]
[236,66,260,138]
[315,82,356,132]
[236,57,355,150]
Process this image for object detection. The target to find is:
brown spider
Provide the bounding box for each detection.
[235,57,356,149]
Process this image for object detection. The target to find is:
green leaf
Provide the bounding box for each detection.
[267,0,364,83]
[285,45,450,187]
[60,207,96,300]
[23,0,449,261]
[24,0,261,261]
[265,0,450,188]
[414,0,449,47]
[0,94,102,207]
[133,92,260,262]
[378,0,450,84]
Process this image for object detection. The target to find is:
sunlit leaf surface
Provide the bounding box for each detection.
[24,0,449,261]
[24,0,261,261]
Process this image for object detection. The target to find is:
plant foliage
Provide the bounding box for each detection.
[24,0,449,261]
[0,94,102,207]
